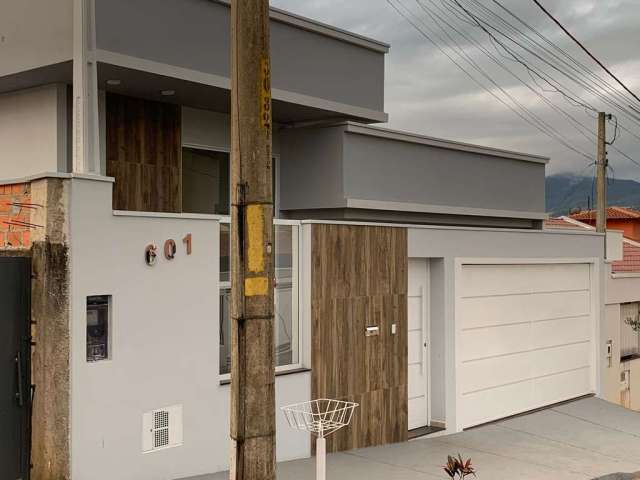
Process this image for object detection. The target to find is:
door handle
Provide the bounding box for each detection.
[15,351,24,407]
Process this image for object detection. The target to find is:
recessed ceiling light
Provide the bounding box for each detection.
[160,89,176,96]
[106,79,121,86]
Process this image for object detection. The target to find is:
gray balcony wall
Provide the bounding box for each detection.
[95,0,386,116]
[279,125,346,210]
[279,123,548,225]
[342,130,546,215]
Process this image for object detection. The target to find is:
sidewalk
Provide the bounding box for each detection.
[183,398,640,479]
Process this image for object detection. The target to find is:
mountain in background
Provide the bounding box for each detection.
[546,173,640,216]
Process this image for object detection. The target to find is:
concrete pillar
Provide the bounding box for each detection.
[30,177,71,480]
[72,0,100,174]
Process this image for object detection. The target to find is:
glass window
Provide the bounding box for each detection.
[219,223,298,375]
[87,295,111,362]
[219,287,232,375]
[274,225,298,368]
[182,146,278,217]
[621,302,640,358]
[182,148,230,215]
[220,223,230,283]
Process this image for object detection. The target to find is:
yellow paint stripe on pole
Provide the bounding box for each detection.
[245,276,269,297]
[246,204,265,273]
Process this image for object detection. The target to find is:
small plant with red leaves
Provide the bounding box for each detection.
[444,454,476,479]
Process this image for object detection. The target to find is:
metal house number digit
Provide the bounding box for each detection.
[146,235,192,265]
[164,239,177,260]
[145,244,158,266]
[183,233,192,255]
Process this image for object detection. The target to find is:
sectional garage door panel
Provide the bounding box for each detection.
[457,263,595,429]
[460,264,590,297]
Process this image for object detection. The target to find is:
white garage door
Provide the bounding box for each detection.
[457,262,595,429]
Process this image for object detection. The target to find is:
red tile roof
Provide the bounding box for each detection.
[546,216,640,273]
[570,206,640,220]
[612,241,640,273]
[544,217,590,230]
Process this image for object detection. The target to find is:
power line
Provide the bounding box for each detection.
[455,0,640,171]
[454,0,640,129]
[386,0,595,161]
[446,0,640,154]
[419,0,596,148]
[388,0,640,177]
[491,0,637,112]
[530,0,640,106]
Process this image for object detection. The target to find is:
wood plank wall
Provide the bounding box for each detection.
[106,93,182,212]
[311,224,408,453]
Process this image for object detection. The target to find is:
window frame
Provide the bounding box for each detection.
[620,302,640,359]
[181,143,281,217]
[180,142,296,378]
[218,217,303,381]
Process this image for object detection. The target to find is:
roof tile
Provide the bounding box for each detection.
[612,242,640,273]
[570,206,640,220]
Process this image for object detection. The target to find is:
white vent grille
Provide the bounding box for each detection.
[143,405,183,453]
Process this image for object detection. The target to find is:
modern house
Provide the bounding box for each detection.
[1,2,608,480]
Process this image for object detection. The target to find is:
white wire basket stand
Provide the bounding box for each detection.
[281,399,359,480]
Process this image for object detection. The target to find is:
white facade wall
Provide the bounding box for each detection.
[0,85,68,179]
[0,0,72,76]
[69,177,310,480]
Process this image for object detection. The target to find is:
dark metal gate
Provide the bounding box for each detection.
[0,257,31,480]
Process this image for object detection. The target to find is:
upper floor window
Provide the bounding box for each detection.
[182,147,230,215]
[181,146,277,216]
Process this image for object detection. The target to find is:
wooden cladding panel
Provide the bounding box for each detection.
[311,224,408,453]
[106,93,182,212]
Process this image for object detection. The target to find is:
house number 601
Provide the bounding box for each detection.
[145,234,192,266]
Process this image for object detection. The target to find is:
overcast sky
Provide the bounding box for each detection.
[271,0,640,180]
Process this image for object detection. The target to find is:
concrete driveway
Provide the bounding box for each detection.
[187,397,640,479]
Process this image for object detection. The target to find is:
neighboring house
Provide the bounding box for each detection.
[570,206,640,241]
[607,238,640,411]
[546,216,640,411]
[0,2,608,480]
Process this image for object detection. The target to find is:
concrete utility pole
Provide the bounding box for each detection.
[229,1,276,479]
[596,112,608,234]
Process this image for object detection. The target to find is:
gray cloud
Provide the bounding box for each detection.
[271,0,640,179]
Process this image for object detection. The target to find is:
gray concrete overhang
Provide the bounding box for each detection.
[96,61,387,124]
[0,62,72,96]
[279,122,548,224]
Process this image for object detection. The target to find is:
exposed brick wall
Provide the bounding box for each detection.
[0,183,33,248]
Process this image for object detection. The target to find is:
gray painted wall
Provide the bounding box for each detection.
[408,228,603,259]
[279,124,546,223]
[343,132,545,214]
[95,0,385,113]
[279,125,346,210]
